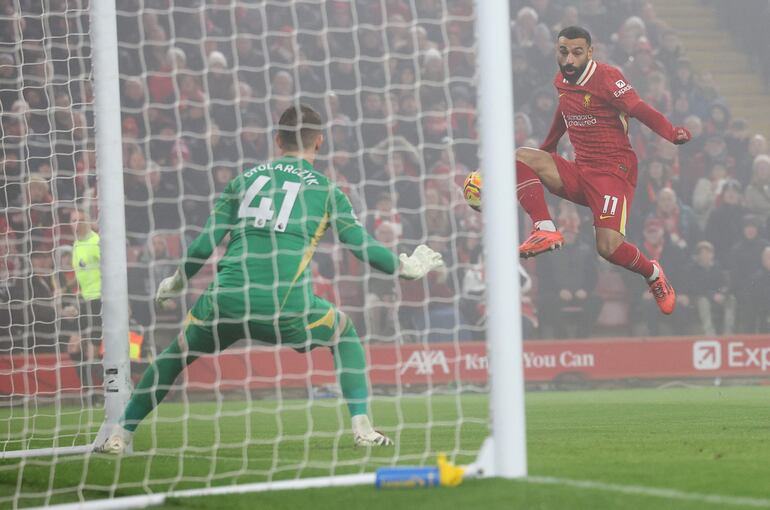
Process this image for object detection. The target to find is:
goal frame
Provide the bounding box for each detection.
[16,0,526,506]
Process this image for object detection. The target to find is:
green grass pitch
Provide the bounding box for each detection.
[1,386,770,509]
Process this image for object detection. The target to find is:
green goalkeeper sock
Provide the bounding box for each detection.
[333,319,369,418]
[121,339,193,432]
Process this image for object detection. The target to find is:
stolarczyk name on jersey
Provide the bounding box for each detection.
[245,162,320,185]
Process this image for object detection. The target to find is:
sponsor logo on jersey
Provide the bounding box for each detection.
[615,79,626,88]
[613,83,633,98]
[599,214,614,220]
[563,113,597,127]
[583,93,592,108]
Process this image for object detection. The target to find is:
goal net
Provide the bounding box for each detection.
[1,1,499,507]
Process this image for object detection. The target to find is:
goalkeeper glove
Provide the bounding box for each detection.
[672,126,691,145]
[156,269,185,304]
[399,244,444,280]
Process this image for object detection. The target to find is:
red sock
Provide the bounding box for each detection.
[606,242,655,279]
[516,161,551,223]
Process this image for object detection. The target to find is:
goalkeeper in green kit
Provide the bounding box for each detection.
[96,105,443,452]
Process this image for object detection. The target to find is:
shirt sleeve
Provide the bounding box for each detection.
[601,66,643,114]
[182,179,239,279]
[539,106,566,153]
[629,101,677,143]
[330,186,399,275]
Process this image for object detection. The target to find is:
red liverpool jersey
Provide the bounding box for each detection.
[551,60,643,167]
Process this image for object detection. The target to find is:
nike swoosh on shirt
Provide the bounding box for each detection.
[559,93,566,97]
[599,214,614,220]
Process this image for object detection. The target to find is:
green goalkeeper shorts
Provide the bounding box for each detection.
[181,292,345,356]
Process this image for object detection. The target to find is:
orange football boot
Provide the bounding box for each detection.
[519,229,564,258]
[648,260,676,315]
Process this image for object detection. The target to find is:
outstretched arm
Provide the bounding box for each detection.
[157,183,237,303]
[630,101,691,145]
[331,187,442,279]
[539,107,566,153]
[603,66,690,145]
[336,219,401,274]
[181,192,236,279]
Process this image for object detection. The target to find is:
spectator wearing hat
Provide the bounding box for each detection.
[725,119,752,172]
[727,215,770,332]
[639,2,668,47]
[526,86,557,141]
[551,4,579,37]
[623,37,664,97]
[526,23,558,84]
[747,247,770,333]
[670,58,709,118]
[0,52,19,111]
[704,179,748,264]
[364,220,402,342]
[530,0,562,29]
[641,71,672,119]
[744,154,770,219]
[609,16,645,67]
[656,30,684,76]
[687,241,735,336]
[647,187,700,253]
[735,133,769,188]
[535,201,599,339]
[581,0,613,43]
[680,114,706,160]
[670,90,694,126]
[634,158,678,222]
[511,46,540,109]
[704,103,732,137]
[681,135,735,202]
[632,215,693,335]
[511,6,541,48]
[691,161,729,230]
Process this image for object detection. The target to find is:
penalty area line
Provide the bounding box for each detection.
[524,476,770,508]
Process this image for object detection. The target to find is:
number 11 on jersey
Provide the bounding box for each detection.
[238,176,301,232]
[602,194,618,216]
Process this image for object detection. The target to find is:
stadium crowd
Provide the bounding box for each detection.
[2,0,770,357]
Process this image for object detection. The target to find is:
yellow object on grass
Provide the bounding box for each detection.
[438,453,466,487]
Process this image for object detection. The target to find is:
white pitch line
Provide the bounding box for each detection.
[22,473,770,510]
[524,476,770,508]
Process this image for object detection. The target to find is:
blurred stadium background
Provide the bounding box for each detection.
[3,0,770,508]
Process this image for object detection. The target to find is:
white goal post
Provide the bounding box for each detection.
[1,0,525,506]
[474,0,527,479]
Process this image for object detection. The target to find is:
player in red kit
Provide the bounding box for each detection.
[515,26,690,315]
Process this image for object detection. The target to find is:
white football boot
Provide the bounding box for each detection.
[352,415,394,447]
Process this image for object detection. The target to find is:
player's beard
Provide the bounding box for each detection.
[560,62,587,84]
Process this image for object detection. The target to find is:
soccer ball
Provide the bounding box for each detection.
[463,170,482,212]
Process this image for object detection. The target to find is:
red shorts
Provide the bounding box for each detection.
[551,154,637,236]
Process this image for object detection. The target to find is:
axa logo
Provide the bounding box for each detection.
[693,340,721,370]
[400,350,450,375]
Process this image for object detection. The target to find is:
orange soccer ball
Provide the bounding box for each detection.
[463,170,482,212]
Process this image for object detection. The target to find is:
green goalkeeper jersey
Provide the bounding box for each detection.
[181,156,399,317]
